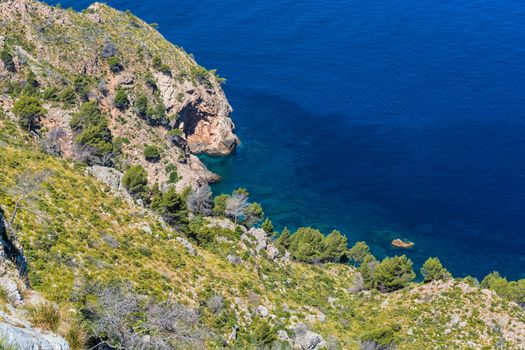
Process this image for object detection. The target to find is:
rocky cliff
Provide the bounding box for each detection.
[0,0,238,191]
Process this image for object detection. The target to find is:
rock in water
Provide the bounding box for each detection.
[391,238,414,248]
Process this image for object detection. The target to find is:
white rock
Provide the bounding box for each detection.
[175,236,196,256]
[0,322,70,350]
[278,329,289,341]
[292,323,327,350]
[87,165,123,191]
[0,276,22,306]
[258,305,269,317]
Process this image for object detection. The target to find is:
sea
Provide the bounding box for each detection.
[49,0,525,280]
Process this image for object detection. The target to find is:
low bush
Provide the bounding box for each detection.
[122,165,148,198]
[114,88,129,110]
[12,95,46,131]
[144,145,161,162]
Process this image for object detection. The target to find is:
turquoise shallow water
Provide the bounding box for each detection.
[51,0,525,280]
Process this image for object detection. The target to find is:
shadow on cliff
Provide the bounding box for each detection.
[0,207,29,284]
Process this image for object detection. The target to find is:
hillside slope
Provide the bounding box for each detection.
[0,1,524,349]
[0,0,238,192]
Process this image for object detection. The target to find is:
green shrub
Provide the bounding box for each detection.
[168,170,179,184]
[135,93,149,116]
[151,187,188,227]
[213,194,229,216]
[152,55,171,75]
[122,165,148,197]
[361,325,398,349]
[144,71,157,90]
[421,257,451,283]
[374,255,415,292]
[107,56,123,73]
[360,254,379,289]
[12,95,46,131]
[244,202,263,227]
[321,230,347,262]
[73,75,90,101]
[60,86,77,105]
[1,48,16,72]
[275,227,291,250]
[70,101,113,160]
[252,319,277,347]
[42,86,59,101]
[348,241,371,266]
[288,227,324,263]
[481,272,525,305]
[261,218,273,233]
[114,88,129,110]
[144,145,161,162]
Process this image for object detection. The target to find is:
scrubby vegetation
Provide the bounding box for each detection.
[12,96,46,131]
[69,101,113,164]
[0,1,524,349]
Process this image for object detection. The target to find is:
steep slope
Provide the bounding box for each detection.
[0,0,238,191]
[1,111,525,349]
[0,1,525,349]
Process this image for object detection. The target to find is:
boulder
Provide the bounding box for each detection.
[0,276,22,305]
[266,244,279,260]
[248,228,268,252]
[176,236,196,256]
[278,329,289,341]
[257,305,269,317]
[227,255,242,265]
[292,323,327,350]
[87,166,123,191]
[0,322,70,350]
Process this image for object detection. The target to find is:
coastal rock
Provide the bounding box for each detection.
[391,238,414,248]
[0,322,70,350]
[155,73,239,155]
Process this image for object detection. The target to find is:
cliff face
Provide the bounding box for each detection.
[0,0,238,190]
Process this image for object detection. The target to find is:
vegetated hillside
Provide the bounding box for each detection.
[1,105,525,350]
[0,1,525,349]
[0,0,238,192]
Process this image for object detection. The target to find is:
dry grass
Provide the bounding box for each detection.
[26,302,60,332]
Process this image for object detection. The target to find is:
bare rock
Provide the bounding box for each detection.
[258,305,269,317]
[87,165,123,191]
[176,236,196,256]
[278,330,289,341]
[227,255,243,265]
[0,276,22,306]
[0,322,69,350]
[155,73,239,155]
[292,323,327,350]
[248,228,268,252]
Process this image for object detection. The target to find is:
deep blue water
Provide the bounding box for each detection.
[51,0,525,280]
